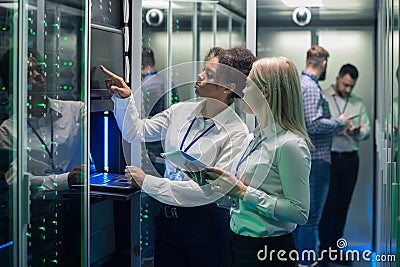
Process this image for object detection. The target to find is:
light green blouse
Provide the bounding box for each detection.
[231,124,311,237]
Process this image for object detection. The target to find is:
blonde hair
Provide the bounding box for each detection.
[249,56,312,148]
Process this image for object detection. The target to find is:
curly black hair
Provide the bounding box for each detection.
[203,46,256,100]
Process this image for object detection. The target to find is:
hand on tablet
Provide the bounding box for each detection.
[203,167,247,199]
[346,124,361,136]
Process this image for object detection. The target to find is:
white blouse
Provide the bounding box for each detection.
[112,95,249,207]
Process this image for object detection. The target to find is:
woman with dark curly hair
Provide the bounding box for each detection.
[101,47,256,267]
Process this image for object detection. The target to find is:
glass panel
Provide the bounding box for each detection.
[25,0,87,265]
[170,2,194,102]
[393,0,399,262]
[319,29,375,250]
[141,3,169,266]
[198,3,215,61]
[231,19,245,47]
[256,29,311,71]
[0,1,18,265]
[139,2,247,266]
[215,11,229,48]
[396,0,400,262]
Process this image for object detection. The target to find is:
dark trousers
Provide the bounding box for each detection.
[154,204,230,267]
[319,151,359,251]
[224,231,296,267]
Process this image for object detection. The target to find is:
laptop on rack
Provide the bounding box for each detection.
[89,152,135,191]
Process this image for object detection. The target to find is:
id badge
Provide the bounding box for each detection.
[45,168,64,175]
[169,171,184,181]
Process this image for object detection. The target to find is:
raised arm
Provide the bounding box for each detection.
[101,65,171,143]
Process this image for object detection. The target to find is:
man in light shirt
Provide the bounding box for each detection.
[319,64,370,266]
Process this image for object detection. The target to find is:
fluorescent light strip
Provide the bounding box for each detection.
[0,241,13,249]
[104,115,109,172]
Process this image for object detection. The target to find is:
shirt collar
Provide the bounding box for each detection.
[187,100,236,131]
[328,85,352,98]
[256,123,285,140]
[47,97,64,116]
[301,70,319,84]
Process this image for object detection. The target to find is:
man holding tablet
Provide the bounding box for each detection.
[319,63,371,266]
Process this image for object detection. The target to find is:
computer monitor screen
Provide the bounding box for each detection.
[90,27,124,99]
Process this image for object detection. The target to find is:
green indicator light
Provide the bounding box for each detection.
[26,146,31,152]
[38,226,45,231]
[49,141,57,145]
[63,62,67,66]
[1,28,7,31]
[68,62,73,66]
[63,86,68,89]
[176,19,179,23]
[38,144,45,148]
[53,63,58,66]
[51,221,57,224]
[36,103,46,107]
[28,18,32,22]
[31,32,36,36]
[69,86,73,90]
[50,260,58,263]
[146,92,150,95]
[1,86,5,90]
[37,185,45,190]
[63,36,68,40]
[143,215,149,219]
[26,232,31,237]
[51,23,59,27]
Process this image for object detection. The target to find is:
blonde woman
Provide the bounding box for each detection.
[205,56,311,267]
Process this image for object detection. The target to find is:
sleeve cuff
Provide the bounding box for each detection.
[142,174,166,196]
[243,186,278,220]
[112,94,132,110]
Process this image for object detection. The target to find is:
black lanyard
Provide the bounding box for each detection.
[332,94,349,115]
[235,136,267,177]
[28,110,55,168]
[180,117,216,152]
